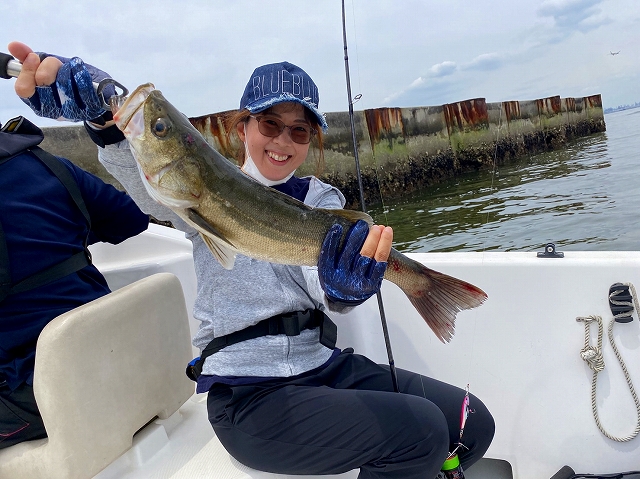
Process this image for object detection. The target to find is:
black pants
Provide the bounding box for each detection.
[0,380,47,449]
[207,349,495,479]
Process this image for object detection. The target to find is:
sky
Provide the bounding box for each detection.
[1,0,639,128]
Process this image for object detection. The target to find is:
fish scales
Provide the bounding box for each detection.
[112,83,488,342]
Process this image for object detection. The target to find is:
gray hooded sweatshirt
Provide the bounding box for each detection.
[98,142,351,378]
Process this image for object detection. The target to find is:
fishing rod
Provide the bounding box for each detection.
[341,0,399,393]
[0,53,21,79]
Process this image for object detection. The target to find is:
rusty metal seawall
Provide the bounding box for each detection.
[41,94,605,209]
[189,94,605,208]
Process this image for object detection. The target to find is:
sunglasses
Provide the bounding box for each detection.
[249,115,316,144]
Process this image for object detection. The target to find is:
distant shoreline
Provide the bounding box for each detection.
[604,104,640,114]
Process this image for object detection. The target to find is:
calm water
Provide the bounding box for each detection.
[368,108,640,253]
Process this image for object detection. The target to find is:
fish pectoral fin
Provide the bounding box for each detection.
[187,208,237,270]
[199,233,236,269]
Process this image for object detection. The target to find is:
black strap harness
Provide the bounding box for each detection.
[187,308,337,381]
[0,141,92,302]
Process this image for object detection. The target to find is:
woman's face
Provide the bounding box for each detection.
[237,102,312,182]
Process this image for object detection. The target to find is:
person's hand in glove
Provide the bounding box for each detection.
[8,41,115,123]
[318,219,393,305]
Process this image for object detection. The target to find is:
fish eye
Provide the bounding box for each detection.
[152,117,172,138]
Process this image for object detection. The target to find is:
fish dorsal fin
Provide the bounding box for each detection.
[318,208,374,225]
[187,208,237,270]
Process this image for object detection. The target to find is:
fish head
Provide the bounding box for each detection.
[112,83,205,210]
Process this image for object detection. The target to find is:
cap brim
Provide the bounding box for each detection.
[245,93,328,133]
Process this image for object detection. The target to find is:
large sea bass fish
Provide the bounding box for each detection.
[112,83,487,342]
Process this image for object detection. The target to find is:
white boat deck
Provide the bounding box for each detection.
[1,224,639,479]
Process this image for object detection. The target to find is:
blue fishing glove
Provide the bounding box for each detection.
[21,54,115,123]
[318,220,387,305]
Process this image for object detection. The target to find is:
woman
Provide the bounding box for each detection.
[9,41,494,478]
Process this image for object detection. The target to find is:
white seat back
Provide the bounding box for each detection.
[0,273,194,479]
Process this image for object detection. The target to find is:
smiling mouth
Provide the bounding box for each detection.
[267,151,290,162]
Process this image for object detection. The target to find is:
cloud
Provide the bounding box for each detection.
[381,61,458,105]
[462,53,503,72]
[382,76,428,105]
[1,0,638,125]
[403,76,421,87]
[537,0,610,34]
[428,61,458,78]
[383,52,505,106]
[383,78,464,108]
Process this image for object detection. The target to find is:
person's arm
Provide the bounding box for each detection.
[8,41,191,232]
[97,143,193,232]
[61,157,148,244]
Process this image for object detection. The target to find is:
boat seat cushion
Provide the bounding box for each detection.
[0,272,194,479]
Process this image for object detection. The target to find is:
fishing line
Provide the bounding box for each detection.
[344,0,388,226]
[456,99,507,393]
[342,0,399,393]
[349,0,363,101]
[368,139,391,227]
[486,107,503,228]
[374,173,391,227]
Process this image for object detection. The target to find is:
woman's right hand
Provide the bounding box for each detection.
[7,41,114,122]
[317,220,392,305]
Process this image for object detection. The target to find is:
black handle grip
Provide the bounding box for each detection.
[550,465,575,479]
[0,52,15,80]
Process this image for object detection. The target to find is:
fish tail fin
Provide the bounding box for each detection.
[400,263,487,343]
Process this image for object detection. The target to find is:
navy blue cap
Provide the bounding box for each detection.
[239,61,328,132]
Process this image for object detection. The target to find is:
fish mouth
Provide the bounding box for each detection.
[112,83,156,139]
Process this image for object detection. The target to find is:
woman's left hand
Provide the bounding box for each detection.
[318,220,393,304]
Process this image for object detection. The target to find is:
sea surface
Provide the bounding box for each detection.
[368,108,640,253]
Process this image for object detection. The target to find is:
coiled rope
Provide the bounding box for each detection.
[576,283,640,442]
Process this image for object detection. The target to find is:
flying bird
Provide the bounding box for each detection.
[610,51,620,56]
